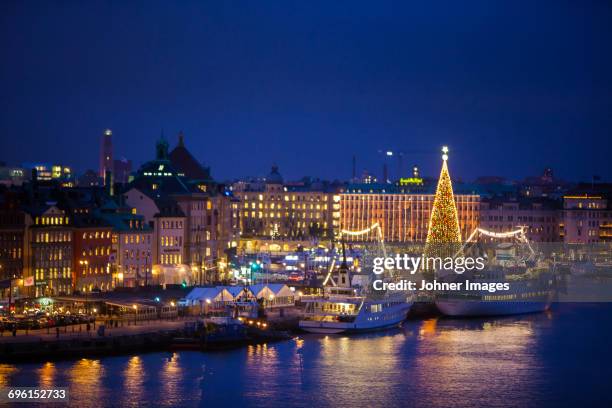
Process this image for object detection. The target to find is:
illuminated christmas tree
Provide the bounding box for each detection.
[425,146,462,258]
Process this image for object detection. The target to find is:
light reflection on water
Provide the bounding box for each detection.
[159,353,186,406]
[67,359,104,407]
[0,304,610,407]
[0,365,18,387]
[37,362,56,388]
[122,356,144,406]
[412,319,539,407]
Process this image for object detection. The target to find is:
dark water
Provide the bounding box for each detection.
[1,303,611,408]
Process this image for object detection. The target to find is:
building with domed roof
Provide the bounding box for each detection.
[232,165,341,241]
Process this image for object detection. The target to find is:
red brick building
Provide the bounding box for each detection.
[72,210,114,292]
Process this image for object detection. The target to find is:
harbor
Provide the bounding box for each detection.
[2,220,610,361]
[1,2,612,407]
[1,303,611,407]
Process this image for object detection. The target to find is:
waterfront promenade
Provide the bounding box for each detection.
[0,318,197,344]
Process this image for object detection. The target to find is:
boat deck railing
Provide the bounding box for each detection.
[300,294,365,303]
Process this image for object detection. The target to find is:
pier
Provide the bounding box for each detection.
[0,318,194,361]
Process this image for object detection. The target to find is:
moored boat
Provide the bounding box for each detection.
[299,242,413,334]
[435,228,556,317]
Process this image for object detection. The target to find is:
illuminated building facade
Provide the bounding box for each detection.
[233,166,340,240]
[72,211,114,292]
[123,188,188,284]
[124,135,239,283]
[22,163,73,185]
[98,206,152,288]
[0,191,26,301]
[0,164,26,186]
[25,205,73,297]
[480,198,562,242]
[340,183,479,242]
[155,212,186,279]
[169,133,239,281]
[562,194,612,243]
[178,192,239,282]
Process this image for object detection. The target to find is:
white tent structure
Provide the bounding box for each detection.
[249,284,274,301]
[267,283,295,307]
[184,287,234,312]
[249,284,295,308]
[216,286,254,301]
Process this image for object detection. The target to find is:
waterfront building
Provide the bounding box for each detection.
[233,165,341,241]
[562,192,612,243]
[0,189,26,302]
[169,133,239,281]
[123,188,189,285]
[124,134,238,283]
[97,202,153,288]
[154,201,188,285]
[72,210,114,292]
[339,182,479,242]
[24,204,73,297]
[479,197,562,242]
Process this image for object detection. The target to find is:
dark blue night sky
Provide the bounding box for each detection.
[1,1,611,182]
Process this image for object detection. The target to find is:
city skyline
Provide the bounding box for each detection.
[1,1,611,182]
[1,129,608,185]
[2,4,612,408]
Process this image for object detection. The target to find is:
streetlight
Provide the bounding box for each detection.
[132,304,137,325]
[1,264,10,313]
[144,254,150,287]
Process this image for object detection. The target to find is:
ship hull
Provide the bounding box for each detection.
[299,303,411,334]
[436,299,550,317]
[298,325,350,334]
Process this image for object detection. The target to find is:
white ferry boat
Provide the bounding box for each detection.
[299,254,413,334]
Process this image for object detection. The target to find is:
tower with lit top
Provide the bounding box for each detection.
[424,146,462,257]
[99,129,113,179]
